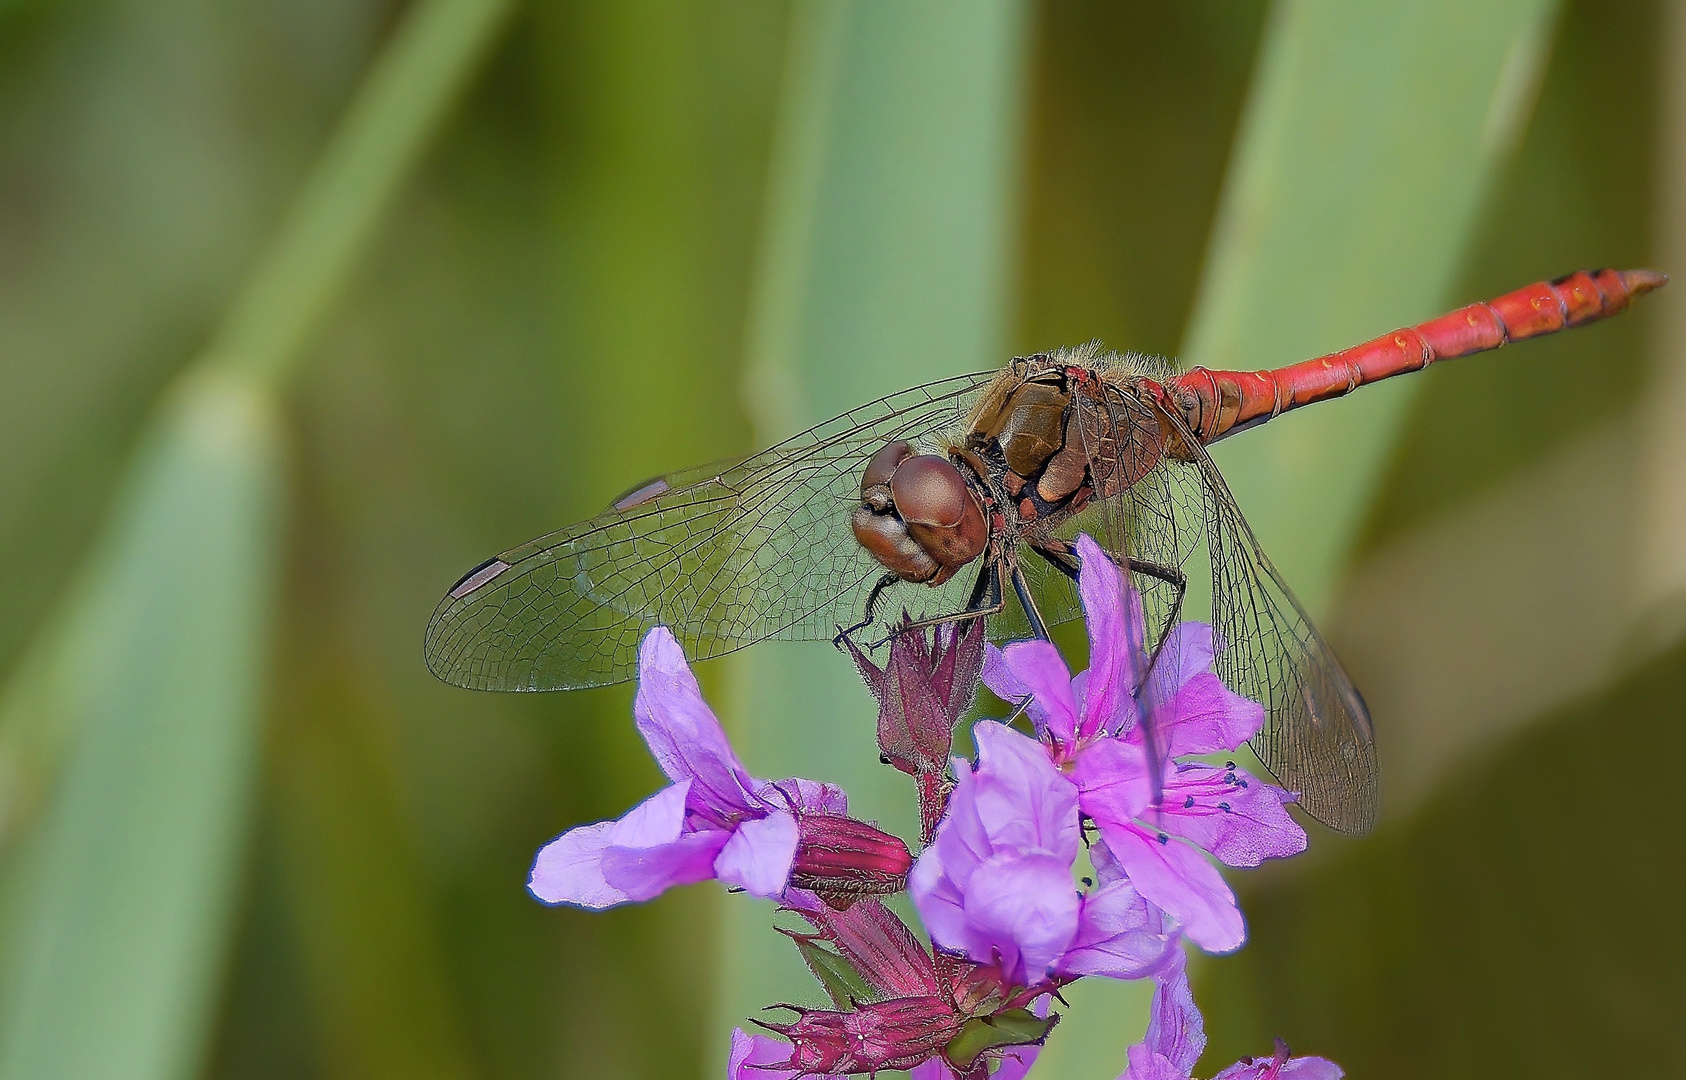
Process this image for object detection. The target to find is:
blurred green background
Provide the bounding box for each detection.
[0,1,1682,1078]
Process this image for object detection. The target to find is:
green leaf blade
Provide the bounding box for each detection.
[1185,0,1560,617]
[0,372,283,1080]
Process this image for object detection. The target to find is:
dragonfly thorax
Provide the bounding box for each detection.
[963,358,1179,530]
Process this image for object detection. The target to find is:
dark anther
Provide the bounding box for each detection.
[1218,802,1231,813]
[879,754,892,766]
[1156,833,1169,846]
[1081,876,1094,888]
[1225,761,1236,770]
[1183,795,1194,809]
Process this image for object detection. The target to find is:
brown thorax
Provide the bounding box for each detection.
[852,354,1196,587]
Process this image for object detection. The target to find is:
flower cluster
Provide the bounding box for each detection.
[530,535,1341,1078]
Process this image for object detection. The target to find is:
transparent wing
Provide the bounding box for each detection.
[1047,379,1379,835]
[1184,425,1380,834]
[424,373,997,691]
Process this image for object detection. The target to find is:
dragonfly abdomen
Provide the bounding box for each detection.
[1174,267,1666,443]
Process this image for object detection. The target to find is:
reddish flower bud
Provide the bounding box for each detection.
[846,618,985,842]
[758,996,960,1075]
[790,814,912,907]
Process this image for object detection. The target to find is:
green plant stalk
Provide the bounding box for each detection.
[214,0,513,387]
[717,0,1029,1065]
[0,1,512,1077]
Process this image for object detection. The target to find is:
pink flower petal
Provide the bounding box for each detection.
[990,640,1079,744]
[1141,621,1216,714]
[714,809,800,898]
[983,644,1059,739]
[1144,950,1204,1073]
[528,820,623,908]
[907,1058,953,1080]
[756,776,849,816]
[908,841,974,957]
[727,1028,846,1080]
[1072,736,1157,829]
[970,722,1081,858]
[912,723,1082,984]
[1212,1055,1344,1080]
[1076,534,1147,739]
[1156,764,1306,868]
[634,627,760,815]
[1058,878,1177,980]
[527,781,689,908]
[601,830,732,902]
[961,850,1080,984]
[1123,1045,1193,1080]
[610,778,691,846]
[1152,672,1266,759]
[1100,825,1246,954]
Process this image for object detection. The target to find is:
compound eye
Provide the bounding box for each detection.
[889,455,970,527]
[861,440,916,492]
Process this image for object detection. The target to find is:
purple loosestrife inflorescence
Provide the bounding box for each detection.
[526,546,1343,1078]
[982,535,1306,953]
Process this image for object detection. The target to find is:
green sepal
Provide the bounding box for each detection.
[943,1008,1059,1068]
[793,937,878,1010]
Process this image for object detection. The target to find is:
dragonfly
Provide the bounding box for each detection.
[425,268,1665,835]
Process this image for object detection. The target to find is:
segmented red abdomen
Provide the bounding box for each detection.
[1173,267,1667,442]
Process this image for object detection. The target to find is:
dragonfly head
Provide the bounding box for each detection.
[852,440,988,586]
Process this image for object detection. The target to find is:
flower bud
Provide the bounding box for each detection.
[790,814,912,907]
[759,996,960,1075]
[846,618,985,843]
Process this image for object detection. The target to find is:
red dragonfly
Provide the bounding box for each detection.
[426,268,1664,834]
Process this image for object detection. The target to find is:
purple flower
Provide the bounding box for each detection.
[529,626,862,908]
[910,722,1177,986]
[1121,956,1342,1080]
[982,535,1305,953]
[1058,834,1180,981]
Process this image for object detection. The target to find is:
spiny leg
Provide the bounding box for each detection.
[1009,560,1053,640]
[1032,541,1187,684]
[833,571,902,648]
[880,560,1005,645]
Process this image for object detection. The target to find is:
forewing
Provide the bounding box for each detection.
[424,373,996,691]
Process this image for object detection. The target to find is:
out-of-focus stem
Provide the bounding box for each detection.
[1635,0,1686,646]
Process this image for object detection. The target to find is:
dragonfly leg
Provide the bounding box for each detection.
[885,560,1005,644]
[1030,541,1188,674]
[832,572,903,648]
[1009,560,1053,640]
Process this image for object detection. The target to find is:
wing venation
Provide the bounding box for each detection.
[424,372,996,690]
